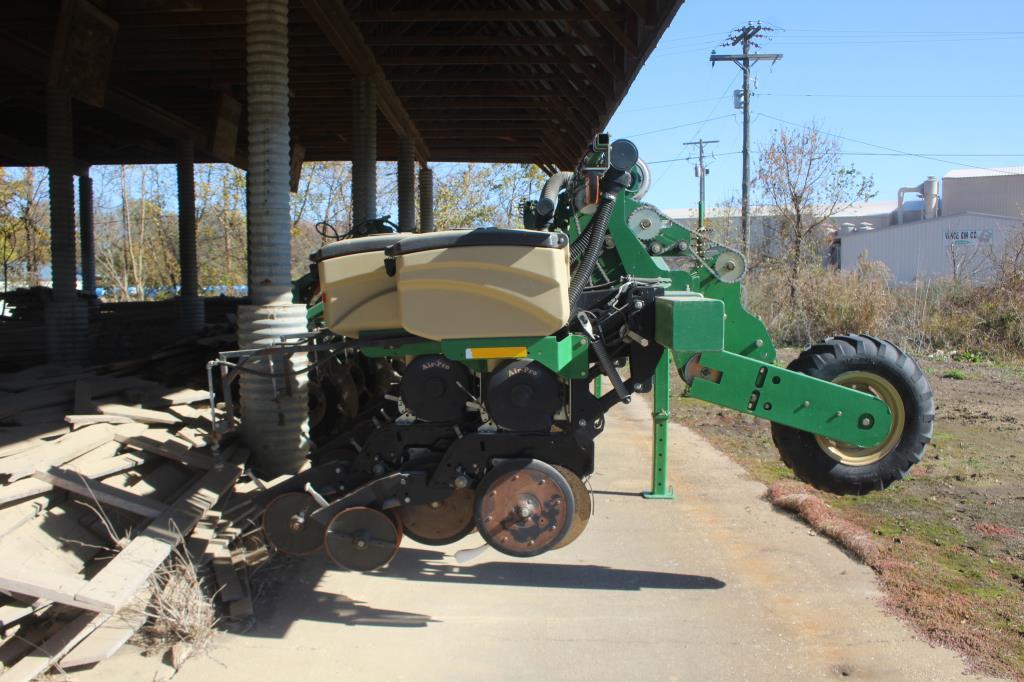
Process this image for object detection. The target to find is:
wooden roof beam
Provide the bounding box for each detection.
[0,32,242,166]
[301,0,429,162]
[580,0,638,58]
[354,10,589,22]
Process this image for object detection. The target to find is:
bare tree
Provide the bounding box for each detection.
[757,123,875,299]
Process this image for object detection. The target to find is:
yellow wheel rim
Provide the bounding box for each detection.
[814,371,905,466]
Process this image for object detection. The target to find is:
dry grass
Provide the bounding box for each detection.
[747,254,1024,358]
[127,546,217,663]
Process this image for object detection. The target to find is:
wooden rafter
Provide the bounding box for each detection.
[300,0,429,162]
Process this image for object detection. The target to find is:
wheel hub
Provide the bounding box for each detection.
[262,492,325,556]
[474,460,574,558]
[815,371,906,466]
[324,506,401,571]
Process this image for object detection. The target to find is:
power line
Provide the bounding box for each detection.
[646,152,1024,164]
[624,114,734,139]
[757,113,1023,176]
[758,92,1024,100]
[647,73,741,191]
[619,95,738,114]
[782,28,1024,35]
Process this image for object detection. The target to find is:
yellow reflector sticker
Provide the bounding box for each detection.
[465,346,528,360]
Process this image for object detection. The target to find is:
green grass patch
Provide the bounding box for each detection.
[942,369,967,380]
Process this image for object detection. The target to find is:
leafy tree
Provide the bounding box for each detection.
[757,123,875,299]
[0,167,50,288]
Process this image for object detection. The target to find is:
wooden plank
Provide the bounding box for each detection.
[33,467,169,519]
[1,611,109,682]
[211,545,244,602]
[143,388,209,409]
[0,562,107,612]
[59,610,145,669]
[176,426,206,448]
[167,404,204,421]
[0,441,124,514]
[0,422,146,481]
[97,404,180,425]
[0,427,68,459]
[75,451,246,613]
[115,432,212,470]
[0,500,46,540]
[65,414,133,427]
[0,424,114,480]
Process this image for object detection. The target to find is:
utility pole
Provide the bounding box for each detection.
[710,22,782,260]
[682,139,718,235]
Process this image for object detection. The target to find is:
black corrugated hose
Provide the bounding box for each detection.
[568,193,616,316]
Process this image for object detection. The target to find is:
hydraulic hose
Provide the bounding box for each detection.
[569,225,593,262]
[569,193,616,315]
[535,171,574,222]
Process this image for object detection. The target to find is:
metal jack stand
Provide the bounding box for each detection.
[643,351,675,499]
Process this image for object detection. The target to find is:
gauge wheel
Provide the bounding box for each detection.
[771,334,934,495]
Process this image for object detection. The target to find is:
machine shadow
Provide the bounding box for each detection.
[378,548,726,591]
[237,556,438,639]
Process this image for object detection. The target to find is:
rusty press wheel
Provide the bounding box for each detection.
[552,465,592,550]
[324,506,400,571]
[398,488,476,546]
[262,492,325,556]
[474,460,575,558]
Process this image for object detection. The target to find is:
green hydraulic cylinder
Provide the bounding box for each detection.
[643,350,675,500]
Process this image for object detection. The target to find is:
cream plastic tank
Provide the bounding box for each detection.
[313,233,408,337]
[386,229,570,340]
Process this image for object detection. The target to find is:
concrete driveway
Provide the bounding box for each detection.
[91,399,984,681]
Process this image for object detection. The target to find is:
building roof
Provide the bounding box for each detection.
[943,166,1024,179]
[0,1,683,170]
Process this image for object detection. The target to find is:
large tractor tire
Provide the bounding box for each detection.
[771,334,934,495]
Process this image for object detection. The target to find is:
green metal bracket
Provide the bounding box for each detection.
[306,300,324,321]
[643,350,675,500]
[685,351,893,447]
[654,294,724,352]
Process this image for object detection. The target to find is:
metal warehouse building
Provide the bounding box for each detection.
[835,167,1024,282]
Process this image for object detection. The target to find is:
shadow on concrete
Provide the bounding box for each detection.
[590,489,645,498]
[377,548,726,591]
[238,556,437,639]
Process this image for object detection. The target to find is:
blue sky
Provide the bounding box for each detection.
[607,0,1023,211]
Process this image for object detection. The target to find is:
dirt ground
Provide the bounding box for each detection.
[671,349,1024,680]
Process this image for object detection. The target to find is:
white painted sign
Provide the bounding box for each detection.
[943,229,993,247]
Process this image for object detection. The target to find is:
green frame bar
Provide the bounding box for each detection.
[643,350,675,500]
[684,351,893,447]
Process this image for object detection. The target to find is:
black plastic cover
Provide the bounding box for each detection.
[385,228,567,256]
[310,233,409,263]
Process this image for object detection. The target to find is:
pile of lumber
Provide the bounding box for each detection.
[0,365,271,679]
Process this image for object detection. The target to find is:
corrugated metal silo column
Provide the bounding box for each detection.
[351,78,377,230]
[177,139,203,333]
[419,165,434,232]
[397,137,415,232]
[241,0,310,476]
[45,87,87,366]
[78,167,96,299]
